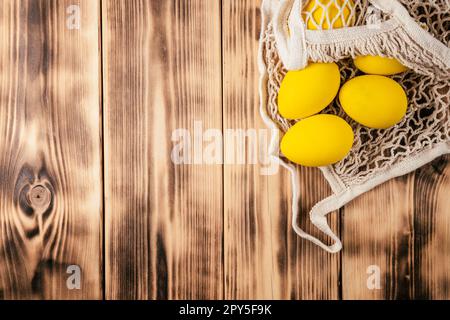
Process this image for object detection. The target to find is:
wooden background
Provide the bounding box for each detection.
[0,0,449,300]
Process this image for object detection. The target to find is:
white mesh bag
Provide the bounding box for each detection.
[258,0,450,252]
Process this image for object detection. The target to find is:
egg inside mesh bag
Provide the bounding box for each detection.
[259,0,450,252]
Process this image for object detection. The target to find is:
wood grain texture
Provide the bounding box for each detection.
[222,0,340,300]
[103,0,223,299]
[222,0,273,299]
[342,156,450,300]
[0,0,102,299]
[342,176,414,299]
[0,0,448,301]
[414,155,450,299]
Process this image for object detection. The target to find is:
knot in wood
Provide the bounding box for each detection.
[29,185,51,211]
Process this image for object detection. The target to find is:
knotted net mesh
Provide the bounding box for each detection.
[302,0,362,29]
[263,0,449,189]
[300,0,398,29]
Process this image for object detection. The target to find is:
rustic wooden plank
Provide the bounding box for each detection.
[342,156,450,300]
[103,0,223,299]
[222,0,341,300]
[342,176,415,299]
[222,0,272,299]
[414,155,450,299]
[0,0,102,299]
[269,167,342,300]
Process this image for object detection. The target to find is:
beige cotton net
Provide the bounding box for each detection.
[258,0,450,252]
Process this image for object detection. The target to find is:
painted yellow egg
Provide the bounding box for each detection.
[280,114,354,167]
[339,75,408,129]
[354,56,408,75]
[303,0,355,30]
[278,63,341,120]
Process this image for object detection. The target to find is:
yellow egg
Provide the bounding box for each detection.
[339,75,408,129]
[354,56,408,75]
[278,63,341,120]
[280,114,354,167]
[303,0,355,30]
